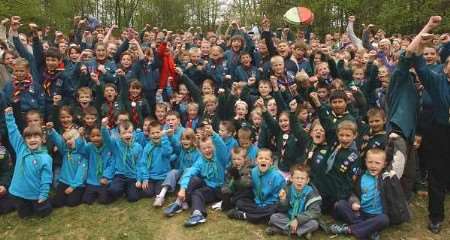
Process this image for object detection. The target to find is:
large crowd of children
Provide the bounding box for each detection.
[0,13,449,239]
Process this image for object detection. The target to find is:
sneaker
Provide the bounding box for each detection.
[264,226,282,235]
[428,221,442,234]
[304,232,312,240]
[164,202,182,217]
[370,232,380,240]
[226,209,247,220]
[153,195,165,207]
[329,224,350,235]
[184,213,206,227]
[211,201,222,210]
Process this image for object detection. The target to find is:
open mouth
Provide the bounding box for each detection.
[260,163,267,168]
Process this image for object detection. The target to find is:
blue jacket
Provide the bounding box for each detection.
[6,112,52,200]
[205,60,228,88]
[81,142,113,186]
[101,127,144,179]
[246,144,259,165]
[179,133,229,189]
[85,59,117,85]
[3,80,46,114]
[48,130,87,188]
[223,136,239,154]
[234,65,260,83]
[251,166,285,207]
[138,135,173,181]
[175,147,201,172]
[133,59,160,92]
[134,130,149,148]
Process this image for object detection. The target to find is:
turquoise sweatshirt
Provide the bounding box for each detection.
[6,112,52,200]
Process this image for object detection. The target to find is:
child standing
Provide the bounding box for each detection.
[266,164,322,239]
[5,107,52,218]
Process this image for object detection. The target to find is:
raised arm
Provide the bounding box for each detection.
[346,16,363,50]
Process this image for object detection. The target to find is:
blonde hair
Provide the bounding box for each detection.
[337,120,357,135]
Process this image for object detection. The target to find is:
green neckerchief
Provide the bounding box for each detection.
[181,147,195,168]
[95,145,105,178]
[289,184,313,220]
[255,166,275,202]
[146,141,161,169]
[205,156,219,180]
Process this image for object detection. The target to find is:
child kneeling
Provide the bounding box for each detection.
[266,164,322,239]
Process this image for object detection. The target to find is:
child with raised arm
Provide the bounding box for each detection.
[47,125,87,208]
[101,117,144,202]
[164,124,228,227]
[80,127,114,205]
[137,121,173,202]
[5,107,52,218]
[266,164,321,239]
[154,128,201,207]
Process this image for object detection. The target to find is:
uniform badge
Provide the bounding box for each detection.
[282,134,289,140]
[320,149,327,155]
[131,101,136,107]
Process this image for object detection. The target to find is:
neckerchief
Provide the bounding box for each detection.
[325,144,341,173]
[42,70,58,96]
[95,146,105,178]
[128,95,142,126]
[255,166,275,202]
[146,141,161,169]
[106,101,116,128]
[289,184,313,220]
[12,73,33,100]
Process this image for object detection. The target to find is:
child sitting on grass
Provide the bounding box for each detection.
[220,147,253,211]
[227,148,285,223]
[330,148,390,240]
[266,164,322,239]
[5,107,52,218]
[164,123,228,227]
[153,128,201,207]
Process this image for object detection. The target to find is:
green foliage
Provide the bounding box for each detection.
[0,0,448,36]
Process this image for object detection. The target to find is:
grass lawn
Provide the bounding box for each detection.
[1,194,450,240]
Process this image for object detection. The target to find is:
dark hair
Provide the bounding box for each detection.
[119,120,134,133]
[45,47,62,60]
[84,106,98,117]
[329,89,347,102]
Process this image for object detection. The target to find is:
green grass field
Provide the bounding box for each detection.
[1,194,449,240]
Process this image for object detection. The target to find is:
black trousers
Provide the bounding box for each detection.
[427,123,450,223]
[236,198,278,223]
[108,175,140,202]
[82,184,112,205]
[220,188,254,211]
[0,192,16,214]
[13,196,52,218]
[186,176,221,216]
[140,180,163,198]
[51,182,84,208]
